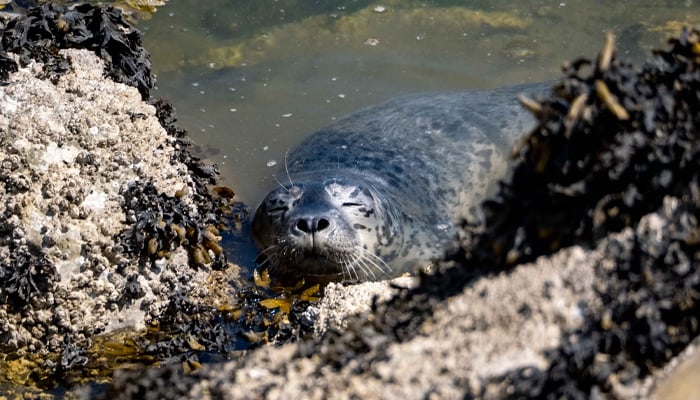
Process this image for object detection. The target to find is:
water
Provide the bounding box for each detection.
[140,1,696,205]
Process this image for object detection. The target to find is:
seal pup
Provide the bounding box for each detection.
[251,82,548,282]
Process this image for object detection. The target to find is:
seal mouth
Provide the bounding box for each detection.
[288,256,356,283]
[295,253,344,273]
[256,242,391,282]
[254,238,355,278]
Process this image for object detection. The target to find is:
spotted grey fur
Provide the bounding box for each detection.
[251,82,549,282]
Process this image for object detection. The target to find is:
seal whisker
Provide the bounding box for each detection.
[340,260,352,281]
[271,174,289,192]
[283,148,293,188]
[336,147,341,171]
[347,254,372,280]
[340,259,352,281]
[363,251,391,278]
[361,251,384,279]
[354,247,391,277]
[259,241,287,259]
[256,244,283,271]
[356,257,377,280]
[343,253,362,281]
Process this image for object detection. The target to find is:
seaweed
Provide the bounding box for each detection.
[119,181,229,270]
[139,271,319,355]
[0,3,153,98]
[469,29,700,268]
[0,251,58,311]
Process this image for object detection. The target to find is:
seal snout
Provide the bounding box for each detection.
[290,215,336,256]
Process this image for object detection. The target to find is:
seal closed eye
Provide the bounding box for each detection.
[252,82,549,282]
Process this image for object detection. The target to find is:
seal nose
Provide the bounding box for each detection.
[295,217,330,233]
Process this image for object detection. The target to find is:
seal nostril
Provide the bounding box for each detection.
[296,219,311,233]
[296,217,330,233]
[317,218,330,231]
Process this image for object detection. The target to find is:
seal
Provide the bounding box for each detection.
[251,82,549,282]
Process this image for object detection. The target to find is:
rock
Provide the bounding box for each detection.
[0,4,239,390]
[0,46,235,354]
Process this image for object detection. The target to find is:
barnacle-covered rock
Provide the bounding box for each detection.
[0,3,240,391]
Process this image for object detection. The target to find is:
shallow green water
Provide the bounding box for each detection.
[140,1,696,206]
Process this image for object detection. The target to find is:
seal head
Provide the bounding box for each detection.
[252,174,399,281]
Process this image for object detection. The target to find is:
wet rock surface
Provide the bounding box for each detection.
[1,3,699,399]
